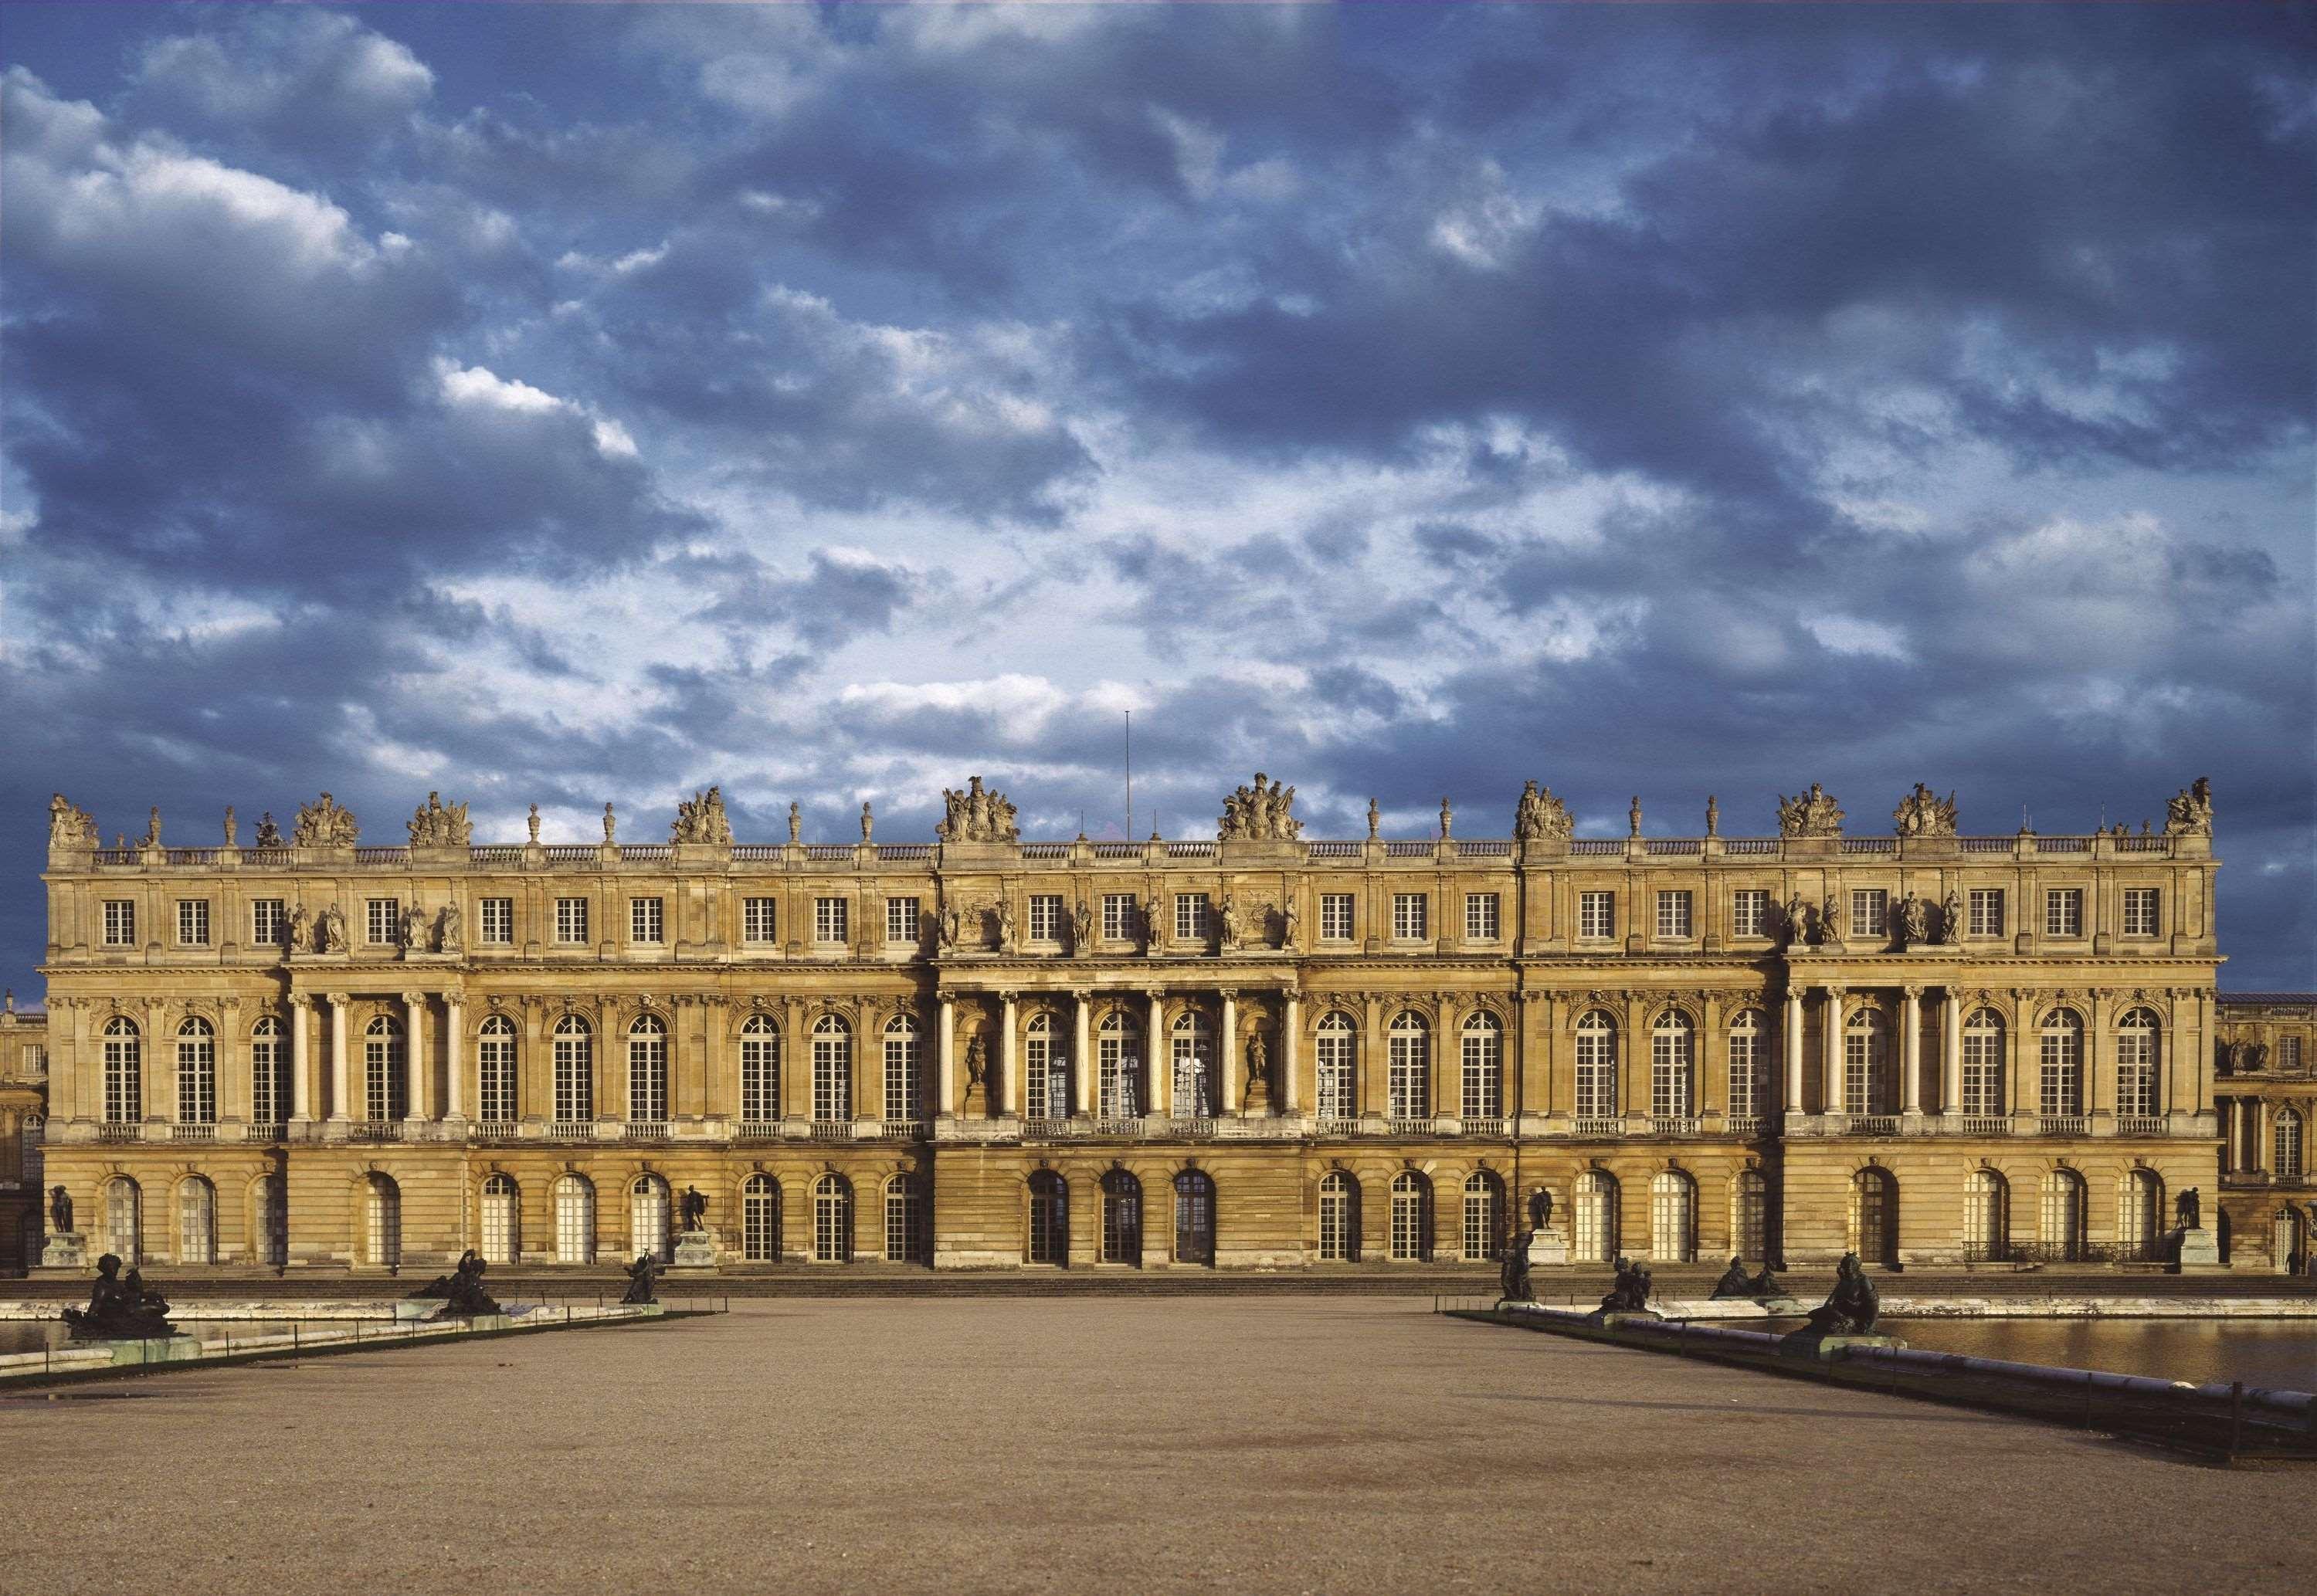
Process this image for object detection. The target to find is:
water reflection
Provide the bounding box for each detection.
[1881,1319,2315,1391]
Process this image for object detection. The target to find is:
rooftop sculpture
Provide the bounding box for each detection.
[1891,782,1957,838]
[293,792,361,848]
[1219,773,1300,841]
[673,786,734,845]
[47,794,97,850]
[407,791,472,847]
[2165,776,2214,836]
[938,776,1019,844]
[1512,780,1573,841]
[1776,783,1844,839]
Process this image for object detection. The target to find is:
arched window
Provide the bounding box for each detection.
[2277,1107,2306,1181]
[630,1174,672,1262]
[1387,1011,1430,1120]
[627,1014,669,1123]
[1651,1011,1694,1120]
[1854,1167,1897,1264]
[1650,1171,1696,1263]
[1460,1011,1504,1121]
[1575,1011,1618,1122]
[738,1015,780,1124]
[1389,1171,1433,1262]
[1315,1012,1357,1120]
[103,1017,141,1125]
[1100,1169,1142,1264]
[103,1175,141,1262]
[1963,1168,2007,1262]
[1318,1171,1359,1262]
[1573,1170,1618,1262]
[1727,1010,1766,1122]
[477,1015,518,1123]
[481,1173,520,1265]
[1461,1170,1505,1262]
[1843,1008,1893,1116]
[553,1174,596,1264]
[1097,1011,1142,1119]
[811,1014,852,1123]
[2115,1008,2161,1119]
[1026,1171,1068,1264]
[249,1016,288,1126]
[1732,1168,1769,1262]
[258,1172,288,1267]
[884,1173,928,1264]
[552,1014,594,1123]
[884,1014,922,1122]
[364,1015,407,1123]
[1173,1170,1216,1266]
[2040,1168,2086,1262]
[2038,1008,2085,1118]
[1171,1010,1213,1118]
[812,1174,853,1263]
[177,1175,216,1265]
[176,1016,217,1125]
[1024,1012,1064,1120]
[741,1174,779,1262]
[2118,1167,2163,1257]
[1961,1009,2006,1118]
[365,1174,402,1268]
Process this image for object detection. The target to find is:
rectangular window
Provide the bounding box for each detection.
[1732,889,1769,938]
[1969,888,2006,939]
[1320,893,1355,941]
[1029,893,1066,943]
[742,896,778,944]
[2282,1037,2304,1072]
[2044,887,2083,937]
[479,898,514,945]
[176,900,211,947]
[103,900,136,947]
[1102,893,1137,940]
[887,896,920,944]
[1578,892,1615,940]
[815,897,850,944]
[2122,887,2160,937]
[1655,890,1693,940]
[1464,893,1501,941]
[629,897,664,944]
[250,899,286,946]
[1393,893,1429,940]
[1851,889,1888,938]
[555,897,589,944]
[1174,893,1210,940]
[366,898,399,945]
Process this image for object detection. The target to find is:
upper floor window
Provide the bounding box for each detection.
[102,1016,141,1123]
[555,897,589,944]
[103,900,137,947]
[1319,893,1355,941]
[742,896,778,944]
[1464,893,1500,941]
[1655,890,1692,940]
[814,896,850,944]
[176,899,211,947]
[2285,1036,2305,1072]
[2122,887,2160,937]
[1393,893,1429,940]
[629,897,664,944]
[2115,1007,2160,1118]
[1574,1010,1618,1120]
[1174,893,1211,940]
[1028,894,1065,943]
[1578,892,1615,940]
[366,898,399,945]
[1732,889,1769,939]
[250,899,286,947]
[1850,889,1888,939]
[2044,888,2084,938]
[479,898,514,945]
[1101,893,1137,941]
[887,896,920,944]
[1969,887,2006,938]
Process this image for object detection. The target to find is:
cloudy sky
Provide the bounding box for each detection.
[2,2,2310,994]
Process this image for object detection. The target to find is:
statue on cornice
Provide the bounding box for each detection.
[1892,783,1958,838]
[938,776,1019,843]
[46,795,97,850]
[293,793,360,849]
[789,801,802,845]
[934,896,960,954]
[255,812,283,849]
[994,897,1017,954]
[399,904,426,950]
[142,807,162,848]
[1142,893,1162,954]
[407,791,473,848]
[860,801,874,842]
[1937,889,1963,945]
[603,803,616,845]
[222,807,237,847]
[1218,895,1241,947]
[2163,776,2214,837]
[438,902,463,954]
[1439,798,1453,839]
[1512,781,1573,842]
[319,903,349,954]
[1776,783,1844,839]
[1366,798,1381,840]
[1281,897,1301,950]
[1220,773,1301,841]
[1072,903,1093,957]
[1896,893,1930,949]
[672,786,734,845]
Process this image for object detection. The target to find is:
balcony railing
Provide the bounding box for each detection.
[244,1123,287,1143]
[623,1120,670,1144]
[469,845,524,865]
[1573,1116,1623,1137]
[731,845,783,860]
[1311,1117,1359,1138]
[354,846,409,864]
[1722,839,1777,855]
[1305,841,1362,859]
[1386,1117,1436,1136]
[807,1120,853,1142]
[97,1122,144,1143]
[2037,1115,2088,1136]
[1091,842,1144,859]
[1169,1117,1217,1138]
[1384,840,1434,857]
[734,1120,784,1142]
[621,844,672,860]
[171,1122,217,1142]
[1958,1115,2013,1136]
[350,1122,402,1144]
[876,1119,931,1140]
[546,1120,596,1140]
[1464,1117,1509,1137]
[1647,1116,1701,1137]
[2113,1115,2166,1136]
[1165,842,1216,859]
[1023,1117,1086,1140]
[1725,1115,1765,1137]
[472,1120,519,1141]
[803,844,853,861]
[1020,842,1070,860]
[1569,840,1622,856]
[879,844,933,861]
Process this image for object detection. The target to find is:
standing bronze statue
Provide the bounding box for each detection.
[679,1186,708,1232]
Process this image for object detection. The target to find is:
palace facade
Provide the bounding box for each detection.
[31,774,2288,1276]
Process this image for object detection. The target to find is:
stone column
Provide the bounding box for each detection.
[2254,1098,2271,1174]
[327,993,349,1122]
[1901,986,1923,1113]
[1220,991,1240,1113]
[1783,987,1806,1113]
[289,996,313,1123]
[1281,991,1301,1113]
[1941,990,1962,1116]
[444,997,465,1120]
[937,997,956,1118]
[999,992,1020,1117]
[1146,991,1168,1117]
[1361,993,1385,1117]
[1074,991,1094,1116]
[1821,987,1844,1113]
[402,991,428,1121]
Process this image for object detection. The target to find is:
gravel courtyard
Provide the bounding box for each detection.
[2,1298,2305,1594]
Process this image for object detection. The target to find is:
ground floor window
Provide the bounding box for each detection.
[742,1175,779,1262]
[104,1177,141,1264]
[1318,1172,1358,1262]
[630,1175,672,1263]
[1173,1171,1216,1266]
[1574,1171,1617,1263]
[1650,1171,1695,1264]
[260,1174,288,1268]
[481,1174,520,1265]
[177,1177,216,1265]
[365,1174,402,1269]
[2039,1170,2085,1262]
[1460,1171,1504,1262]
[885,1174,928,1265]
[1027,1171,1068,1265]
[1732,1170,1768,1262]
[554,1175,596,1265]
[1101,1170,1142,1265]
[1855,1167,1898,1264]
[1389,1172,1432,1262]
[813,1174,853,1264]
[1962,1169,2006,1262]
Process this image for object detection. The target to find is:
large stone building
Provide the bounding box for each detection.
[30,772,2288,1276]
[0,995,47,1270]
[2214,994,2316,1272]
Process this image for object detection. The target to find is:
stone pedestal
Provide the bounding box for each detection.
[39,1231,87,1269]
[1529,1225,1569,1267]
[670,1230,717,1271]
[2176,1226,2224,1272]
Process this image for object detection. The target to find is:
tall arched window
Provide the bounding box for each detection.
[103,1017,141,1125]
[177,1175,216,1265]
[2038,1008,2085,1117]
[103,1175,141,1262]
[1727,1010,1766,1122]
[1575,1011,1619,1122]
[1387,1011,1431,1120]
[1315,1012,1356,1120]
[884,1014,922,1122]
[1961,1009,2006,1117]
[364,1015,407,1123]
[477,1015,518,1123]
[553,1174,596,1264]
[1650,1171,1696,1263]
[741,1174,779,1262]
[1573,1170,1618,1262]
[1173,1170,1216,1266]
[2118,1167,2163,1257]
[1100,1169,1142,1264]
[630,1174,672,1262]
[1318,1171,1359,1262]
[365,1174,402,1268]
[2277,1107,2305,1181]
[813,1174,853,1263]
[2040,1168,2085,1262]
[1097,1011,1142,1119]
[177,1016,217,1125]
[739,1015,780,1124]
[1854,1167,1897,1264]
[1026,1171,1068,1264]
[627,1014,668,1123]
[884,1173,928,1264]
[811,1014,852,1123]
[1389,1171,1433,1262]
[1651,1011,1694,1120]
[552,1014,594,1123]
[249,1016,288,1126]
[1460,1170,1505,1262]
[481,1173,520,1265]
[258,1172,288,1267]
[1843,1008,1893,1116]
[1964,1168,2008,1262]
[1460,1012,1504,1120]
[1024,1012,1063,1120]
[2115,1008,2161,1119]
[1732,1168,1769,1262]
[1172,1010,1213,1118]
